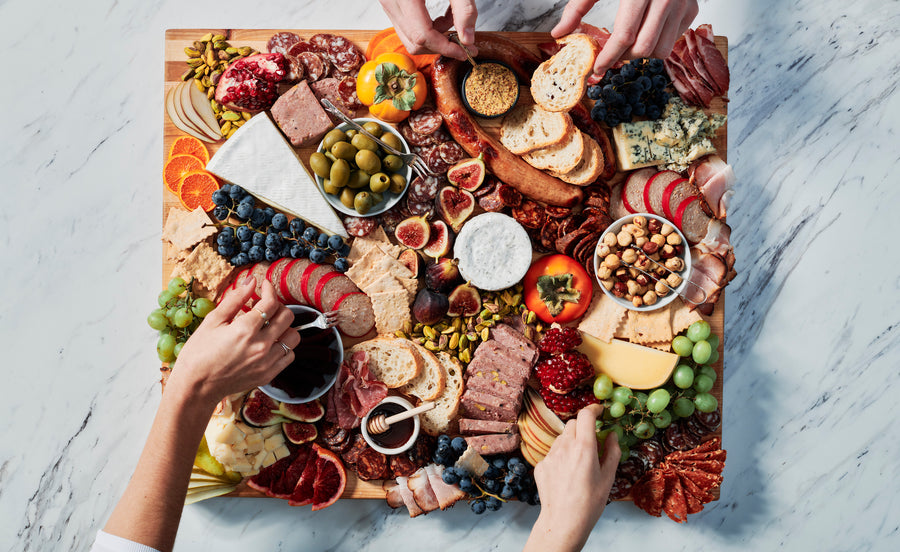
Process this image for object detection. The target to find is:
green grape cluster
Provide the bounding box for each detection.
[147,277,216,363]
[593,320,720,462]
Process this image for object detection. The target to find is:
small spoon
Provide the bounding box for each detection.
[367,401,435,435]
[450,33,478,67]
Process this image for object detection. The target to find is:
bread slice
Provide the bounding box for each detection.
[419,352,465,436]
[550,134,605,185]
[523,129,585,173]
[530,34,600,112]
[348,337,422,388]
[399,343,447,402]
[499,105,572,154]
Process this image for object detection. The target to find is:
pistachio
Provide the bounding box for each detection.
[201,75,212,88]
[492,314,501,321]
[526,310,537,324]
[238,46,253,56]
[415,337,426,345]
[423,326,437,340]
[225,47,239,55]
[210,70,222,85]
[466,331,478,342]
[200,32,213,42]
[459,333,469,349]
[222,111,241,121]
[186,58,204,69]
[449,333,460,350]
[425,340,438,351]
[459,349,472,363]
[414,323,424,333]
[205,50,217,67]
[481,327,490,341]
[180,68,194,81]
[210,99,220,113]
[241,111,252,121]
[213,40,229,49]
[193,78,204,92]
[193,41,205,51]
[394,330,408,339]
[220,121,232,135]
[184,47,201,58]
[206,87,215,99]
[438,335,449,349]
[218,50,230,61]
[234,119,244,127]
[475,323,485,332]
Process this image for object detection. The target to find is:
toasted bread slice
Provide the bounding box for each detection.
[400,343,447,401]
[500,105,572,154]
[523,129,585,173]
[419,352,465,436]
[348,337,422,388]
[530,34,599,112]
[551,134,605,185]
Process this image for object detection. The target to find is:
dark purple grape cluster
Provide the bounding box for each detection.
[587,58,670,126]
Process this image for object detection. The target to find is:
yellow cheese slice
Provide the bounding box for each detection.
[578,333,678,390]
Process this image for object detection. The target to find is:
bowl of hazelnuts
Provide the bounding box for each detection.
[593,213,691,311]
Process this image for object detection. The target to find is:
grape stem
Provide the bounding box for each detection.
[468,481,508,503]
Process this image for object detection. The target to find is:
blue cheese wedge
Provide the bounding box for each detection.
[611,98,726,172]
[205,113,348,237]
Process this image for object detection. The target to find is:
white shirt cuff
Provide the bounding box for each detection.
[90,530,162,552]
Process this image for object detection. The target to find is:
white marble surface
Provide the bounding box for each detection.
[2,0,898,550]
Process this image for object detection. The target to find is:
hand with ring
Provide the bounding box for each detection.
[165,276,301,407]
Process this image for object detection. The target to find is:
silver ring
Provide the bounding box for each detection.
[278,341,291,356]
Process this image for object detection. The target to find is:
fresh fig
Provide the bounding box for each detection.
[425,257,462,294]
[447,157,486,191]
[437,186,475,233]
[398,248,422,277]
[241,389,289,427]
[412,288,450,325]
[283,421,318,445]
[276,399,325,423]
[447,282,482,317]
[423,220,453,259]
[395,215,431,249]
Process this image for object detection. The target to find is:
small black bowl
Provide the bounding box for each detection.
[459,60,521,119]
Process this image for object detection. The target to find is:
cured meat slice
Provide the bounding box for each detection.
[437,141,466,165]
[678,467,723,493]
[511,199,545,229]
[644,170,682,216]
[632,440,666,472]
[555,228,590,256]
[423,464,467,509]
[428,126,452,145]
[327,36,364,72]
[341,433,368,465]
[540,218,560,251]
[337,76,363,109]
[298,52,329,82]
[477,187,505,212]
[342,215,376,237]
[632,470,665,517]
[356,447,390,480]
[392,476,425,517]
[622,167,656,213]
[309,33,335,52]
[267,32,301,55]
[398,120,434,147]
[497,183,523,209]
[677,472,710,513]
[544,205,573,219]
[422,146,451,174]
[288,40,316,57]
[384,480,405,508]
[662,470,688,523]
[378,205,408,234]
[407,175,441,203]
[390,455,417,478]
[579,214,610,233]
[409,108,444,135]
[472,176,497,198]
[674,459,724,475]
[407,467,440,511]
[407,196,434,216]
[556,215,579,240]
[573,232,600,265]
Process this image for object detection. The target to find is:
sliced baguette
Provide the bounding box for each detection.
[499,105,572,154]
[419,352,465,436]
[523,129,585,173]
[550,134,605,185]
[400,343,447,402]
[530,34,600,112]
[348,337,422,389]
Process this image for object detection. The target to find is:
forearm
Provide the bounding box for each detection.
[523,512,591,552]
[103,380,217,552]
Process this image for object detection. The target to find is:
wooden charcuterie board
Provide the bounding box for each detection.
[163,29,727,501]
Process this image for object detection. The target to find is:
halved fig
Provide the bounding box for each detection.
[395,215,431,249]
[276,399,325,422]
[447,157,486,191]
[437,186,475,233]
[422,220,453,258]
[447,282,482,317]
[398,248,422,277]
[241,389,290,427]
[283,422,318,445]
[425,257,462,294]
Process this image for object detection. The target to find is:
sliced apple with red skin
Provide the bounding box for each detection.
[519,416,555,453]
[661,177,688,220]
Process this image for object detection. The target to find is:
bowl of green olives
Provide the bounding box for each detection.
[310,119,412,217]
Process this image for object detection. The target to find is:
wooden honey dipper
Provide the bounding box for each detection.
[366,401,435,435]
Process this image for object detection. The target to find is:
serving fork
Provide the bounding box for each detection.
[319,98,434,178]
[294,309,339,332]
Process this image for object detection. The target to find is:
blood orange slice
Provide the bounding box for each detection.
[164,154,204,193]
[178,171,219,211]
[168,136,210,164]
[310,444,347,511]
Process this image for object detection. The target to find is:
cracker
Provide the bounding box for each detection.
[578,290,627,343]
[671,297,703,334]
[362,273,404,295]
[162,207,217,252]
[347,248,414,290]
[170,242,235,297]
[369,289,412,334]
[644,341,673,352]
[626,307,673,344]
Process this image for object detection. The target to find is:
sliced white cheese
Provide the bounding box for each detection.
[273,444,291,461]
[262,451,277,468]
[205,112,348,237]
[184,485,237,505]
[261,425,281,439]
[264,434,283,452]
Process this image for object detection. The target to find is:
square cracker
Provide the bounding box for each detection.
[644,341,673,352]
[369,289,412,334]
[348,236,402,263]
[671,297,703,334]
[347,248,414,289]
[578,290,627,343]
[170,242,235,297]
[626,307,673,344]
[162,207,217,252]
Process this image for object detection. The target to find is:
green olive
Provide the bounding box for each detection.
[354,191,374,214]
[322,129,348,151]
[322,179,343,195]
[369,172,391,193]
[345,129,358,139]
[330,141,358,161]
[382,154,403,173]
[351,134,378,152]
[324,151,338,162]
[362,121,384,137]
[309,152,332,179]
[381,132,403,151]
[339,187,357,208]
[347,170,371,189]
[329,159,350,188]
[355,149,382,174]
[389,173,407,194]
[370,191,384,204]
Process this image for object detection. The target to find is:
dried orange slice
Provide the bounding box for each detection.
[178,171,219,211]
[164,154,205,193]
[169,136,210,164]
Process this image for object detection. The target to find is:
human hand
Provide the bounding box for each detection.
[526,404,620,552]
[378,0,478,60]
[551,0,699,77]
[164,276,300,406]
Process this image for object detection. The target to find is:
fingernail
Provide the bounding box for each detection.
[242,275,255,287]
[462,27,474,44]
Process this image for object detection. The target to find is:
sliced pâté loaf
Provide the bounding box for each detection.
[530,34,600,112]
[419,352,465,436]
[458,419,518,436]
[459,389,520,422]
[522,129,585,174]
[399,342,447,402]
[348,337,422,388]
[491,324,539,365]
[499,104,573,154]
[464,433,521,456]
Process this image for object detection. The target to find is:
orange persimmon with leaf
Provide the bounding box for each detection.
[356,53,427,123]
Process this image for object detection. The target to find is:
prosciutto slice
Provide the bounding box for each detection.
[689,155,735,220]
[323,350,388,429]
[665,25,730,107]
[686,244,737,314]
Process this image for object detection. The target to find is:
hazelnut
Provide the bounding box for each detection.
[622,248,638,263]
[661,244,676,259]
[636,257,651,270]
[636,274,649,286]
[626,280,641,296]
[617,231,633,247]
[655,266,668,277]
[648,219,662,233]
[636,284,648,295]
[661,224,674,236]
[675,244,685,256]
[615,267,630,281]
[628,267,640,278]
[603,232,617,247]
[655,280,670,295]
[600,278,614,290]
[642,241,659,255]
[667,273,683,288]
[613,282,627,297]
[643,290,658,306]
[597,244,611,258]
[665,257,685,271]
[621,223,636,235]
[649,252,660,262]
[633,215,648,228]
[632,295,643,307]
[666,232,682,246]
[632,226,648,238]
[597,265,612,279]
[635,236,649,247]
[604,254,621,269]
[651,234,667,247]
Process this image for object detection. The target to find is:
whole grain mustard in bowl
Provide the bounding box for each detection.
[461,61,520,118]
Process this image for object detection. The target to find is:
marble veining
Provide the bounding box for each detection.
[1,0,898,550]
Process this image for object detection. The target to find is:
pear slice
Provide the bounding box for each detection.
[184,485,236,505]
[171,82,206,136]
[165,84,214,143]
[188,82,223,140]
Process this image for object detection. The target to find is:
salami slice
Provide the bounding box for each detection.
[543,205,573,219]
[288,40,316,57]
[390,455,417,478]
[557,215,579,241]
[437,141,466,165]
[679,466,723,492]
[407,435,435,468]
[409,108,444,135]
[608,476,634,501]
[378,205,407,234]
[407,175,441,203]
[267,32,301,55]
[677,472,711,512]
[511,199,545,229]
[428,126,452,145]
[298,52,328,82]
[555,228,590,256]
[284,54,305,82]
[423,146,450,174]
[309,33,335,53]
[398,121,434,147]
[632,471,665,517]
[580,214,611,233]
[478,187,505,212]
[674,459,724,474]
[328,37,364,72]
[633,440,666,472]
[406,196,434,216]
[342,215,376,237]
[540,218,560,251]
[498,183,523,209]
[573,232,600,265]
[356,447,390,480]
[695,411,722,432]
[341,433,368,465]
[337,76,362,109]
[473,176,498,198]
[662,470,688,523]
